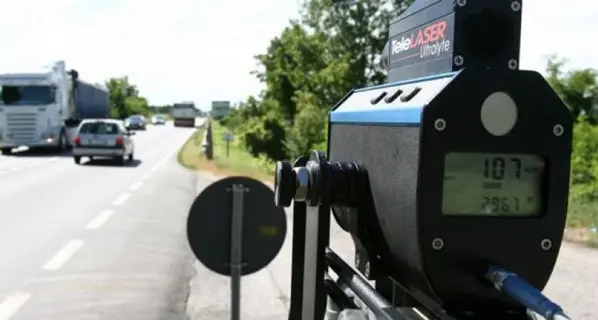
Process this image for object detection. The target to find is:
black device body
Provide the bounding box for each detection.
[384,0,521,82]
[274,0,574,319]
[327,67,572,316]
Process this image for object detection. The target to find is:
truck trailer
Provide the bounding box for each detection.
[0,61,109,155]
[172,101,196,127]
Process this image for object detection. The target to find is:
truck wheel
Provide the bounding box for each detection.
[1,148,11,155]
[57,131,66,152]
[73,156,81,164]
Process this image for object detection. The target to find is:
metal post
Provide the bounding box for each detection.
[230,184,246,320]
[226,140,230,158]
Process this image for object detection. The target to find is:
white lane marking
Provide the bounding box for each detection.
[141,174,151,181]
[0,292,31,320]
[129,181,143,191]
[86,210,115,230]
[112,193,131,206]
[8,168,20,172]
[42,239,85,271]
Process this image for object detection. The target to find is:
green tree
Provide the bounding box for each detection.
[545,56,598,228]
[224,0,412,162]
[104,76,151,119]
[546,55,598,123]
[301,0,412,85]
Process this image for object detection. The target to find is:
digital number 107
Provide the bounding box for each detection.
[484,157,522,180]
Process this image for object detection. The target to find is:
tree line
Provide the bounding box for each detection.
[222,0,409,161]
[220,0,598,227]
[103,77,207,119]
[103,76,156,119]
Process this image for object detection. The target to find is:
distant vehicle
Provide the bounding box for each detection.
[124,114,147,130]
[72,119,135,165]
[172,102,196,127]
[0,61,110,155]
[152,114,166,125]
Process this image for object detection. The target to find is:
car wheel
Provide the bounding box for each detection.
[74,156,81,164]
[128,153,134,161]
[114,156,125,165]
[1,148,11,155]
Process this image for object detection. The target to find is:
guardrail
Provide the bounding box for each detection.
[201,119,213,160]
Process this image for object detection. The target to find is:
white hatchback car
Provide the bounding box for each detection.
[72,119,135,165]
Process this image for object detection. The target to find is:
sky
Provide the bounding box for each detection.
[0,0,596,110]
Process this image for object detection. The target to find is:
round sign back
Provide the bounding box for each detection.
[187,176,287,276]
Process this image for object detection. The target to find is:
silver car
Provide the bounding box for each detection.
[72,119,135,165]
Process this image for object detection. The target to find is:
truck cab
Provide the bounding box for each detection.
[0,66,69,154]
[172,102,196,127]
[0,61,109,155]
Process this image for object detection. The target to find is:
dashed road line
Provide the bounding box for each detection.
[140,173,151,181]
[0,292,31,320]
[129,181,143,191]
[86,210,115,230]
[42,239,85,271]
[112,193,131,206]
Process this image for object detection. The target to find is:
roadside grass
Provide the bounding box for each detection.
[177,120,273,183]
[177,126,206,170]
[565,201,598,247]
[208,120,273,181]
[177,120,598,247]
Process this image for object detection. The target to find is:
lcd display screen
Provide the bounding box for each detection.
[442,153,546,216]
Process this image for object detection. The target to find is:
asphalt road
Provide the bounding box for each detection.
[0,120,202,320]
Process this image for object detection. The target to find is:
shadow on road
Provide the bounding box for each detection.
[8,148,72,158]
[82,158,142,168]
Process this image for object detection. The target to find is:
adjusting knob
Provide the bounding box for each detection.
[274,161,295,207]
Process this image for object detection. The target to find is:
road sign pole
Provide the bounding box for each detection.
[226,140,230,158]
[187,177,286,320]
[230,184,246,320]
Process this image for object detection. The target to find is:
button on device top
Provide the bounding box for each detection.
[400,87,422,102]
[384,88,404,103]
[370,91,387,105]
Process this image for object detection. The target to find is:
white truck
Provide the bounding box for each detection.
[172,101,196,127]
[0,61,109,155]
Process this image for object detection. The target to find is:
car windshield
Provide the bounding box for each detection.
[128,115,143,122]
[79,122,120,134]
